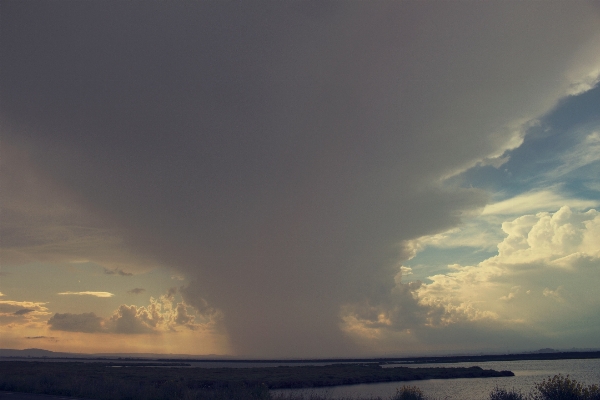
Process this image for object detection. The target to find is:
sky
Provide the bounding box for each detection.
[1,1,600,358]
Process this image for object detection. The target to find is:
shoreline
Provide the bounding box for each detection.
[2,350,600,365]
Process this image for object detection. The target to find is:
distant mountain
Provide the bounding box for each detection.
[0,348,79,358]
[3,347,600,361]
[531,348,559,353]
[0,348,232,359]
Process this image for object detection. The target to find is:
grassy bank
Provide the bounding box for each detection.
[0,361,512,399]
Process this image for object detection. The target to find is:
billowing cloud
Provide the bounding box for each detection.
[48,290,219,334]
[344,207,600,352]
[2,1,600,356]
[58,291,114,298]
[48,312,105,333]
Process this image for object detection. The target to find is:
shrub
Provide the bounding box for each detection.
[533,375,600,400]
[392,385,426,400]
[489,386,528,400]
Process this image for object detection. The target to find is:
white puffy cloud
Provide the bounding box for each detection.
[343,207,600,351]
[496,207,600,263]
[418,207,600,330]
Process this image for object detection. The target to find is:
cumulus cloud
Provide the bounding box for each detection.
[340,207,600,352]
[496,207,600,263]
[421,207,598,290]
[48,289,220,334]
[58,291,114,298]
[48,312,104,333]
[108,305,156,334]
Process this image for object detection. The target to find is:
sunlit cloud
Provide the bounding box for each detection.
[48,289,221,335]
[343,206,600,352]
[567,66,600,96]
[0,300,51,326]
[482,189,598,216]
[58,291,115,298]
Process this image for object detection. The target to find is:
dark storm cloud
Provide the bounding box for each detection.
[2,1,599,356]
[48,312,104,333]
[14,309,35,315]
[104,268,133,277]
[25,336,58,340]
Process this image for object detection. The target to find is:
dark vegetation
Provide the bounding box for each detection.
[488,375,600,400]
[0,361,511,399]
[359,377,600,400]
[1,362,597,400]
[386,351,600,365]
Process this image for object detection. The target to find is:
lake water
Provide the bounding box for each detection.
[273,358,600,399]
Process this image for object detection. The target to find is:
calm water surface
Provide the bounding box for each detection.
[273,359,600,399]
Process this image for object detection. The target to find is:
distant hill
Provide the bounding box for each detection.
[2,347,600,362]
[0,348,79,358]
[531,348,559,353]
[0,348,230,359]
